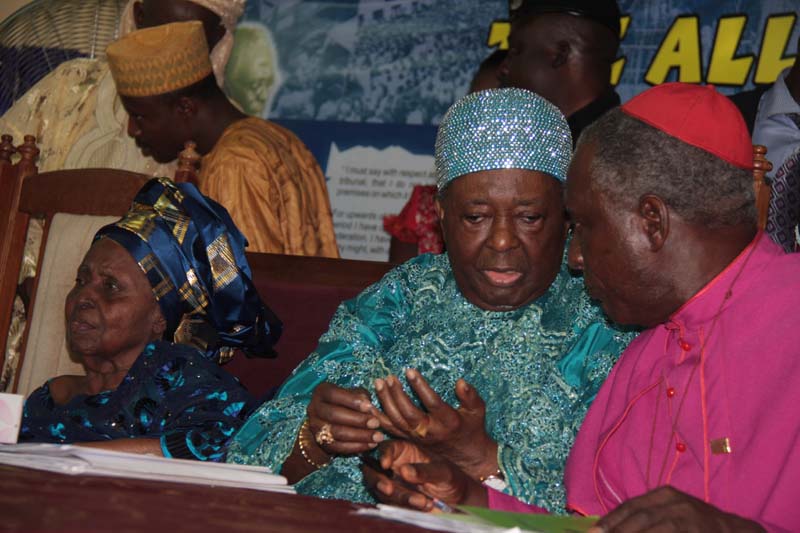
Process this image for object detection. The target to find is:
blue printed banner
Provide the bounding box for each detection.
[234,0,798,123]
[227,0,797,260]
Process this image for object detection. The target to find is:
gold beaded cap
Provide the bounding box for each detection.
[107,21,213,97]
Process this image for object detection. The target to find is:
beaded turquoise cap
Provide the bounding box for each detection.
[435,88,572,191]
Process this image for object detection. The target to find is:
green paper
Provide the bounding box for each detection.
[455,506,599,533]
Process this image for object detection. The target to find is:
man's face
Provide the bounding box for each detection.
[122,95,185,163]
[566,144,661,327]
[501,15,562,109]
[437,169,568,311]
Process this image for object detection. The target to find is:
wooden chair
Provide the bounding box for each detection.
[175,141,201,186]
[753,144,773,231]
[0,135,20,237]
[0,150,150,394]
[0,135,38,289]
[0,134,213,394]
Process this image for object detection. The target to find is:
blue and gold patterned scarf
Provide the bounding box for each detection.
[95,177,281,362]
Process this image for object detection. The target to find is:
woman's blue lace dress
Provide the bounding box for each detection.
[20,340,253,461]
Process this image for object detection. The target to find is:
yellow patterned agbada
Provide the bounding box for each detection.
[199,117,339,257]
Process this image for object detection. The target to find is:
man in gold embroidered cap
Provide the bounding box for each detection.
[0,0,246,176]
[107,21,339,257]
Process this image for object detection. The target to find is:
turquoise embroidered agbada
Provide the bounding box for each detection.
[227,252,633,511]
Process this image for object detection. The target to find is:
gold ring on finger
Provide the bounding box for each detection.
[315,423,335,446]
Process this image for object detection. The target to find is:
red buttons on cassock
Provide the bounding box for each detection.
[676,442,687,453]
[666,387,676,398]
[680,340,692,351]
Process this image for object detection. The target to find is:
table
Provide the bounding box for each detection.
[0,465,432,532]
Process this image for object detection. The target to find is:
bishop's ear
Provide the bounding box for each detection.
[638,195,669,251]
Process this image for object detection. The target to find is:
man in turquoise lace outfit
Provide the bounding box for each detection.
[227,89,634,512]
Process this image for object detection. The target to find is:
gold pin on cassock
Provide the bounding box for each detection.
[710,437,732,454]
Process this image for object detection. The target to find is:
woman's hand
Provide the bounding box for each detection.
[305,381,385,456]
[372,369,498,480]
[361,440,488,511]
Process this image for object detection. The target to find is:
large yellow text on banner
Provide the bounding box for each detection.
[487,13,797,87]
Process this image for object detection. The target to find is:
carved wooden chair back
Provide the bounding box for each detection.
[752,144,773,231]
[0,135,148,394]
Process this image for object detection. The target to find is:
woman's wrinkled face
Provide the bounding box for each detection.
[437,169,569,311]
[64,238,165,362]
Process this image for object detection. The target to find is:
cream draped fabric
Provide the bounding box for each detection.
[0,58,174,175]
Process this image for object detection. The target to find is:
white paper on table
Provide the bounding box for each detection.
[355,504,523,533]
[0,442,294,493]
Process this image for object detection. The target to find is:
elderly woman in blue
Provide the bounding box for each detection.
[20,178,281,461]
[227,89,635,511]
